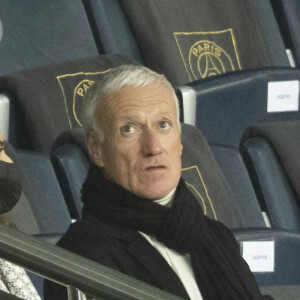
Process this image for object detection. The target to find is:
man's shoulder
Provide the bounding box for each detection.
[56,218,132,262]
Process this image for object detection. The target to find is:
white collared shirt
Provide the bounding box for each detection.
[139,190,203,300]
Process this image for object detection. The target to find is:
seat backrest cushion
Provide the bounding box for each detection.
[181,124,244,228]
[13,150,72,234]
[0,0,98,76]
[0,55,136,153]
[241,136,300,231]
[119,0,272,85]
[186,68,300,148]
[210,144,266,228]
[82,0,143,64]
[241,120,300,204]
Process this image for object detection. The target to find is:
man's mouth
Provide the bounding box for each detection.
[145,165,167,171]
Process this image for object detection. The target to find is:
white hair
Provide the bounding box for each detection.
[81,64,180,141]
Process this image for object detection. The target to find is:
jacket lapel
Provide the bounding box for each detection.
[125,233,190,299]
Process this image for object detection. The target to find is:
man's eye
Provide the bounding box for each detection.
[121,125,135,134]
[159,121,170,129]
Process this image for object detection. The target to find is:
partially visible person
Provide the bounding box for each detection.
[0,130,41,300]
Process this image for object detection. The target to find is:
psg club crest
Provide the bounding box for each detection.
[174,29,242,80]
[57,70,112,128]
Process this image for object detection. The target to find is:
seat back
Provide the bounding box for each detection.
[51,128,90,220]
[84,0,289,86]
[0,55,135,153]
[10,149,72,235]
[0,0,98,77]
[181,68,300,148]
[240,121,300,232]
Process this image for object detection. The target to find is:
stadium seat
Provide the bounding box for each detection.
[271,0,300,66]
[51,124,267,229]
[2,138,71,235]
[176,68,300,231]
[179,68,300,147]
[240,121,300,232]
[0,0,98,77]
[83,0,289,86]
[11,149,72,235]
[0,55,135,153]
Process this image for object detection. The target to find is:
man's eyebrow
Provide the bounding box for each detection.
[118,116,141,123]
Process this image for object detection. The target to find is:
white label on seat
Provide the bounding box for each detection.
[268,80,299,112]
[242,241,275,272]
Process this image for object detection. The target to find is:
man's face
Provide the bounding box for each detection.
[88,84,183,199]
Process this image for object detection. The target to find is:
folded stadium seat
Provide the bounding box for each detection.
[240,121,300,232]
[271,0,300,66]
[176,68,300,231]
[82,0,289,86]
[50,124,267,229]
[0,55,136,153]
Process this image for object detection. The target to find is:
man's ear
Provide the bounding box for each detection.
[87,131,105,167]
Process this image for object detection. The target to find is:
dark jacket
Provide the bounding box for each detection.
[44,218,191,299]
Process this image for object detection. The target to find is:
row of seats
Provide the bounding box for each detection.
[0,0,300,298]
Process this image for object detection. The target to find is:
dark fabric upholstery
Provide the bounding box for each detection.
[241,137,300,231]
[0,55,135,153]
[0,0,98,76]
[120,0,272,85]
[82,0,144,64]
[181,124,242,228]
[210,145,266,228]
[241,121,300,204]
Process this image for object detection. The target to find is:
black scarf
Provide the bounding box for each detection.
[82,164,270,300]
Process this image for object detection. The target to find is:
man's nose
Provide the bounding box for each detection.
[141,129,163,156]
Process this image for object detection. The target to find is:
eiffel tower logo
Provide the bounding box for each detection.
[200,51,224,78]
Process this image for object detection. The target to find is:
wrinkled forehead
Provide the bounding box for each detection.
[94,84,177,126]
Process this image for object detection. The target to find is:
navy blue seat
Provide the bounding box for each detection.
[180,68,300,148]
[13,150,71,235]
[240,121,300,232]
[176,69,300,231]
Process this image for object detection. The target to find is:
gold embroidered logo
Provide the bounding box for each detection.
[181,165,217,220]
[174,29,241,81]
[57,70,112,128]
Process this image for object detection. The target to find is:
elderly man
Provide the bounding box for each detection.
[44,65,271,299]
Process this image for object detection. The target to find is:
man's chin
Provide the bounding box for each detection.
[136,185,176,200]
